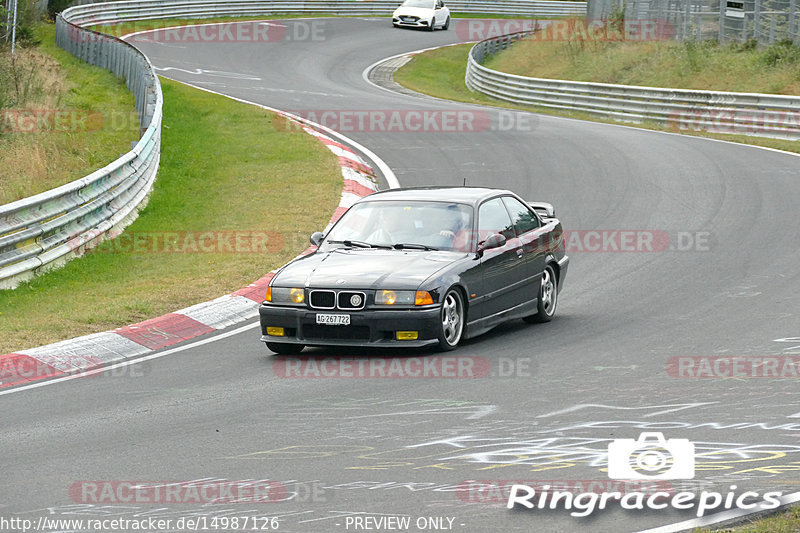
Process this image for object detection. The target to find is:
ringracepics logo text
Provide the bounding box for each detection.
[507,433,786,517]
[506,483,783,517]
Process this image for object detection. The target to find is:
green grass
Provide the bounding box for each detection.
[485,36,800,95]
[0,23,139,204]
[393,43,800,154]
[704,505,800,532]
[0,78,342,353]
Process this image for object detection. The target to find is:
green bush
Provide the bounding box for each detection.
[47,0,73,19]
[759,39,800,66]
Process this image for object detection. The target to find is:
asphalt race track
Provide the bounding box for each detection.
[2,17,800,533]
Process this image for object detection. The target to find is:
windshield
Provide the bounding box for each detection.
[323,200,473,252]
[400,0,435,8]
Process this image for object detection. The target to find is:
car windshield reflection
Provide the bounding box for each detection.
[323,200,473,252]
[401,0,435,7]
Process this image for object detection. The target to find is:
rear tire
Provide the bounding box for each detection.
[443,16,450,30]
[436,289,465,351]
[266,342,305,355]
[523,264,558,323]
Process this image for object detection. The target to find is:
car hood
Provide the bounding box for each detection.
[394,6,434,17]
[272,248,465,290]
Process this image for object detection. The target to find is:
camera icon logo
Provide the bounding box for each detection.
[607,432,695,480]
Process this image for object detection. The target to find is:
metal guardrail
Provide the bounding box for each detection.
[1,0,586,289]
[0,10,162,289]
[465,31,800,140]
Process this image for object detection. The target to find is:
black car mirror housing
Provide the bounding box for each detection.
[477,232,506,256]
[310,231,324,246]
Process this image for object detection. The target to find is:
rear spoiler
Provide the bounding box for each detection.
[528,201,556,220]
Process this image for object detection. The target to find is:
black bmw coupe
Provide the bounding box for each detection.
[259,187,569,353]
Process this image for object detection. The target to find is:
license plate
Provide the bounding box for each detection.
[316,313,350,326]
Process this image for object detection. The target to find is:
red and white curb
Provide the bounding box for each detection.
[0,111,380,389]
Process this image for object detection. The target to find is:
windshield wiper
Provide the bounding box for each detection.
[392,243,439,251]
[328,240,391,249]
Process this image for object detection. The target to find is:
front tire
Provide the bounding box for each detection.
[524,264,558,323]
[436,289,465,351]
[428,19,435,31]
[266,342,305,355]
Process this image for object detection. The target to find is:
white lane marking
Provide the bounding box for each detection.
[153,67,261,80]
[0,322,260,397]
[635,491,800,533]
[537,402,718,418]
[162,78,399,189]
[181,80,341,97]
[774,337,800,352]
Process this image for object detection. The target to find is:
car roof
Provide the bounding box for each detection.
[359,186,516,207]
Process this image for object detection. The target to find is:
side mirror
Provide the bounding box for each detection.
[477,232,506,256]
[310,231,324,246]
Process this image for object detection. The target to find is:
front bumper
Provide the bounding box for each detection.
[392,17,431,28]
[259,305,442,348]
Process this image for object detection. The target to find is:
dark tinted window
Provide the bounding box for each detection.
[478,198,515,241]
[502,196,540,236]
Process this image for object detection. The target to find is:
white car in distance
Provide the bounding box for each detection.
[392,0,451,31]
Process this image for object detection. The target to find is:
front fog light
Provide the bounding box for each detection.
[396,331,419,340]
[267,327,285,336]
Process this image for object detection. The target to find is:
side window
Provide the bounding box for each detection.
[502,196,540,236]
[478,198,515,242]
[436,0,444,8]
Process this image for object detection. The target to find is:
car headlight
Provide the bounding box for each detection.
[266,287,305,304]
[375,290,434,306]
